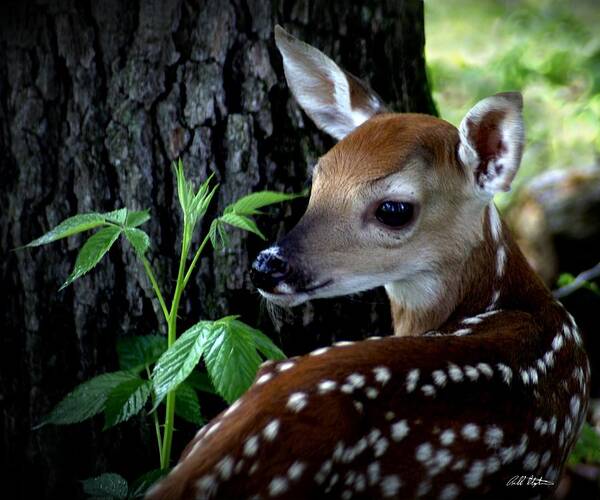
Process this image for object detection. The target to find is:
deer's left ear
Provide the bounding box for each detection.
[274,25,385,141]
[458,92,525,196]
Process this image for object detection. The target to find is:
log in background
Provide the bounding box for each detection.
[0,0,434,497]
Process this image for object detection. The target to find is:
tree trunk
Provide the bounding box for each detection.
[0,0,434,497]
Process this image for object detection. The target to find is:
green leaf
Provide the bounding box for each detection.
[123,228,151,257]
[185,371,217,395]
[151,322,214,405]
[228,191,301,216]
[202,317,263,404]
[103,208,128,225]
[128,469,167,499]
[191,183,218,222]
[36,371,138,428]
[25,213,106,247]
[116,335,167,373]
[239,320,286,361]
[175,382,204,425]
[60,226,122,290]
[568,423,600,466]
[173,159,192,215]
[125,210,151,228]
[208,219,228,249]
[219,213,265,240]
[81,473,128,499]
[104,378,152,429]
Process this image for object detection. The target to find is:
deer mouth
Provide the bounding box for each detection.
[258,279,333,306]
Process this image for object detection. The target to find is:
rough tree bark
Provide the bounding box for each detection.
[0,0,435,497]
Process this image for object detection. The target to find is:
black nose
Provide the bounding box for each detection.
[250,249,290,291]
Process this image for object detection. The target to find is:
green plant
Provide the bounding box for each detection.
[26,160,298,497]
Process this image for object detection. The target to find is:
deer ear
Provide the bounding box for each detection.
[458,92,525,196]
[274,25,385,141]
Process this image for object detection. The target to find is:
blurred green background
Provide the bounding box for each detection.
[425,0,600,206]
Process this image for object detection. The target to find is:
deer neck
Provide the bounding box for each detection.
[385,204,551,337]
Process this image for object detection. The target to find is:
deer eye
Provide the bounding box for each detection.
[375,201,414,228]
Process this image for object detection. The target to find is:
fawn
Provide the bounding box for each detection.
[147,26,590,500]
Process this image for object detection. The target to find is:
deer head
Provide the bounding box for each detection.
[251,26,524,336]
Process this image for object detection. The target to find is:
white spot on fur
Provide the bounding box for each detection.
[432,370,447,387]
[310,347,329,356]
[367,462,381,486]
[464,365,479,381]
[477,363,494,378]
[416,442,433,462]
[391,420,409,442]
[406,369,420,392]
[439,484,460,500]
[374,437,389,458]
[347,373,366,388]
[224,400,241,417]
[381,475,402,497]
[448,363,464,382]
[244,435,259,457]
[496,363,512,384]
[277,361,295,372]
[496,245,507,276]
[366,387,379,399]
[287,392,308,413]
[263,420,280,441]
[484,426,503,448]
[288,461,306,481]
[440,429,455,446]
[216,456,234,480]
[453,328,472,336]
[463,460,485,489]
[318,380,337,394]
[462,316,483,325]
[523,452,539,471]
[373,366,391,385]
[268,476,289,496]
[461,423,480,441]
[422,384,436,397]
[552,334,564,351]
[256,372,273,385]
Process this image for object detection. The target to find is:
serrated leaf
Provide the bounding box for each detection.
[208,219,227,249]
[103,208,128,225]
[116,335,167,373]
[60,226,122,290]
[81,473,128,499]
[219,213,265,240]
[173,159,190,214]
[228,191,300,216]
[238,320,286,361]
[123,228,151,257]
[175,382,204,425]
[151,322,214,405]
[104,378,152,429]
[128,469,166,499]
[203,318,262,404]
[35,371,138,428]
[568,423,600,466]
[125,210,150,228]
[191,183,218,222]
[25,213,106,247]
[185,371,217,395]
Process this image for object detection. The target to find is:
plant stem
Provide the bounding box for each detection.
[142,257,170,322]
[182,233,212,289]
[160,222,191,470]
[146,366,163,462]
